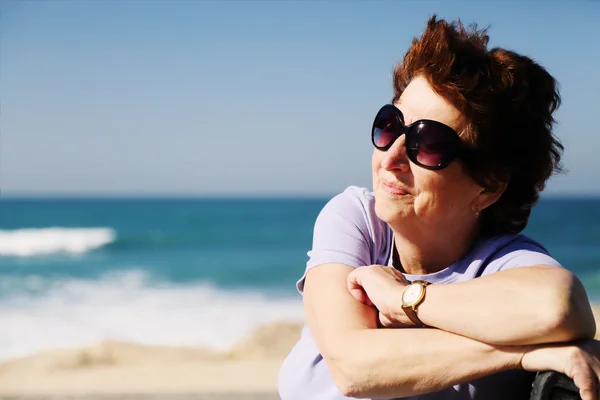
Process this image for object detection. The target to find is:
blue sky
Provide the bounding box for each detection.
[2,0,599,196]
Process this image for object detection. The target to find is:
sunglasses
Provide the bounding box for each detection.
[371,104,462,170]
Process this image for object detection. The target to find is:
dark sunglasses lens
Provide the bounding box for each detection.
[373,107,400,149]
[406,123,459,167]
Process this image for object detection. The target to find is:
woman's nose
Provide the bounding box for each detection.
[380,134,410,172]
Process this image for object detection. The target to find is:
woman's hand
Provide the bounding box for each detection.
[521,339,600,400]
[347,265,413,327]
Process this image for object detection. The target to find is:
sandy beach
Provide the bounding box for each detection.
[0,322,302,399]
[2,307,599,399]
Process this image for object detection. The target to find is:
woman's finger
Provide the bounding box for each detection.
[584,352,600,400]
[379,313,392,327]
[573,365,597,400]
[347,270,373,305]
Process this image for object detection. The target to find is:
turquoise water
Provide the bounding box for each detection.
[1,196,599,359]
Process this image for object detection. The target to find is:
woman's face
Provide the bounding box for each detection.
[372,76,485,232]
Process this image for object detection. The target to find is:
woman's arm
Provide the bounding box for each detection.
[304,263,525,398]
[417,265,596,345]
[348,264,596,346]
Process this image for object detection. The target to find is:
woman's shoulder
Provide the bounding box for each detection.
[317,186,377,226]
[326,185,375,208]
[477,234,562,275]
[422,234,562,283]
[312,185,391,263]
[484,234,551,256]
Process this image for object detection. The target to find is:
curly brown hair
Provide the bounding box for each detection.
[392,15,564,236]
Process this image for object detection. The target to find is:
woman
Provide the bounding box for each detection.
[278,16,600,400]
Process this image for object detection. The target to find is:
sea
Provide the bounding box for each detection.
[1,195,599,361]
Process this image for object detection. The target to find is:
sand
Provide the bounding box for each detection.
[2,307,599,399]
[0,322,302,399]
[0,396,280,400]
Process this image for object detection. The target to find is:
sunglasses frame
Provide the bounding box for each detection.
[371,104,462,171]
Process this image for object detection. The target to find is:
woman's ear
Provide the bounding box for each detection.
[472,180,508,212]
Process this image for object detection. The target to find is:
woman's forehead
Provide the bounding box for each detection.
[395,76,464,132]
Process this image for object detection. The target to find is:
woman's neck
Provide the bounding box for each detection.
[392,224,481,275]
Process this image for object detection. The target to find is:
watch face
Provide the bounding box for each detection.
[402,283,423,305]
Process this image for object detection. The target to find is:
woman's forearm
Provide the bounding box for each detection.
[329,327,524,398]
[414,266,596,345]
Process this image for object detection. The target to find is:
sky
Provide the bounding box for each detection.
[1,0,599,197]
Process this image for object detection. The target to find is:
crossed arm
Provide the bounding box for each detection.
[413,264,595,345]
[304,263,596,398]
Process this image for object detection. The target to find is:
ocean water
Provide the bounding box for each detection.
[1,196,599,360]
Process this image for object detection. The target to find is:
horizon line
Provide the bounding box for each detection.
[2,192,600,201]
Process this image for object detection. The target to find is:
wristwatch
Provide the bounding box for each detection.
[401,280,430,327]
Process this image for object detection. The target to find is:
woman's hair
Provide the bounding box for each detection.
[392,15,564,236]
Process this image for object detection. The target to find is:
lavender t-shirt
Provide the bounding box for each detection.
[278,186,562,400]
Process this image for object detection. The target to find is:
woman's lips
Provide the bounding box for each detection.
[381,181,410,195]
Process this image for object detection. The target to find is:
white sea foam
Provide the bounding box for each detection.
[0,270,304,360]
[0,227,116,257]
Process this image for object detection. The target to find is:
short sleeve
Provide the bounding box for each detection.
[482,235,563,276]
[296,187,375,293]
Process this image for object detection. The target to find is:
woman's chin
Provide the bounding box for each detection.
[374,194,412,223]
